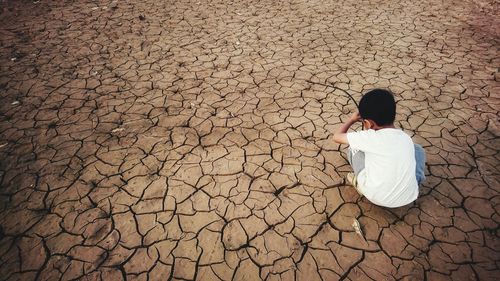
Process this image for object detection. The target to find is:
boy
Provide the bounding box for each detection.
[333,89,426,208]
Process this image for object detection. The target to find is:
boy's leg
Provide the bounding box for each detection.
[347,148,365,196]
[414,144,426,184]
[347,148,365,176]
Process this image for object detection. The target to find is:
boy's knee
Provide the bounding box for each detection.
[414,144,426,184]
[414,144,426,161]
[414,143,424,151]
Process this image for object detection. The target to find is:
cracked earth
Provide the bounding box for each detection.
[0,0,499,280]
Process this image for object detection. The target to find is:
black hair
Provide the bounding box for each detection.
[358,89,396,126]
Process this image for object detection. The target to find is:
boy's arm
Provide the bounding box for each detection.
[333,112,361,144]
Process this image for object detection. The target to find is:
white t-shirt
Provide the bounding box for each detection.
[346,128,418,208]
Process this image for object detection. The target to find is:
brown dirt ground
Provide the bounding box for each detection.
[0,0,499,280]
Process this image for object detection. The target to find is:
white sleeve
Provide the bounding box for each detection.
[346,130,378,153]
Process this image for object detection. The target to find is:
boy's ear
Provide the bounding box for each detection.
[364,119,376,129]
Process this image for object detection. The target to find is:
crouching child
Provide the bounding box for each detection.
[333,89,426,208]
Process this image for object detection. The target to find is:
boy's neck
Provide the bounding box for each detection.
[371,123,395,131]
[373,124,396,131]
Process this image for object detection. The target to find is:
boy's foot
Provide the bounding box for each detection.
[346,172,364,197]
[346,172,357,187]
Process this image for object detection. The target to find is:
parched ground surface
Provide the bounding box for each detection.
[0,0,499,280]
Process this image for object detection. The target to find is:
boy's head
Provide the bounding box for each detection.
[359,89,396,127]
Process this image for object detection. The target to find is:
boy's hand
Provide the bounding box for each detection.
[349,112,361,123]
